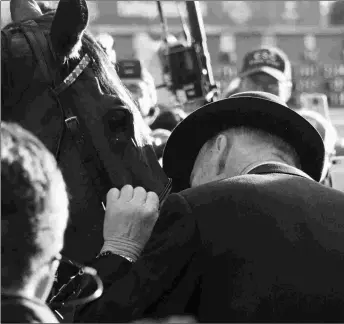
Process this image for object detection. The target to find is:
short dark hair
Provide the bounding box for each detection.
[1,122,68,289]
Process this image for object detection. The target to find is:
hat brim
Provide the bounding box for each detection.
[163,96,325,190]
[239,66,289,82]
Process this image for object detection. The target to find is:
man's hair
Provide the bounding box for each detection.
[1,122,68,289]
[208,126,301,170]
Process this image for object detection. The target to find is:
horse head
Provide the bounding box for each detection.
[1,0,171,263]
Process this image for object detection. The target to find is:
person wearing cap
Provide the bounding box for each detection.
[117,59,158,122]
[298,109,338,187]
[222,46,293,104]
[116,59,171,160]
[75,92,344,323]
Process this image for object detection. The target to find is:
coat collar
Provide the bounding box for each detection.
[247,162,314,181]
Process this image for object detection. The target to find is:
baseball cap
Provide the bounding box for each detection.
[239,46,292,82]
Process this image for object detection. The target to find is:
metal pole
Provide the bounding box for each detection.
[185,1,216,87]
[156,1,169,45]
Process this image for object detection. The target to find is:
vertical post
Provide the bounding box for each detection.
[185,1,216,87]
[156,1,169,46]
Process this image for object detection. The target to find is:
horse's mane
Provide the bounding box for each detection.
[79,31,149,149]
[2,12,150,149]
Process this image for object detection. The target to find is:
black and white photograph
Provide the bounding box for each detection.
[1,1,344,323]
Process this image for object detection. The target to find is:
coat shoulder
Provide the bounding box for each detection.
[175,173,344,256]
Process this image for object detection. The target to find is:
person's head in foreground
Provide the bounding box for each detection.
[1,122,69,304]
[223,47,293,103]
[297,109,338,183]
[162,91,325,191]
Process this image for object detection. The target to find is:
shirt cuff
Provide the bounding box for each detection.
[100,237,143,262]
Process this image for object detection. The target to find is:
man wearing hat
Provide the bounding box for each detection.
[75,92,344,323]
[222,46,293,104]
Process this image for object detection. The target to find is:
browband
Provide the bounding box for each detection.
[54,54,91,95]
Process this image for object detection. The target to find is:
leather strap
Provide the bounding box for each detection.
[21,21,110,206]
[20,21,55,85]
[54,93,112,204]
[248,162,313,181]
[8,20,172,207]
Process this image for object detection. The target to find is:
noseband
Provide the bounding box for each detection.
[2,19,172,206]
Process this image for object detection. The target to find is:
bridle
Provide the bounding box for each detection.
[1,18,172,311]
[2,19,172,206]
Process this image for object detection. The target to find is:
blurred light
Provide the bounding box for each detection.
[304,34,317,51]
[222,1,252,25]
[97,33,115,51]
[219,34,236,53]
[261,34,277,48]
[281,1,299,21]
[117,1,207,20]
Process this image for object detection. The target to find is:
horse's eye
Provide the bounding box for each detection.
[106,109,130,134]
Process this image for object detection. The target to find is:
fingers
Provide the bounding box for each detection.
[107,185,159,207]
[120,184,134,201]
[133,186,147,204]
[146,191,159,209]
[106,187,120,206]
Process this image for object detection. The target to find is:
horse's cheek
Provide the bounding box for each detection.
[10,89,63,156]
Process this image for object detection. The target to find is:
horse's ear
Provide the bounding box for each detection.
[10,0,43,22]
[50,0,89,58]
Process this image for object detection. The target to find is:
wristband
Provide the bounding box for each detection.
[96,251,134,263]
[101,237,142,261]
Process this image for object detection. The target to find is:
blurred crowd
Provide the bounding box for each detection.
[97,31,344,186]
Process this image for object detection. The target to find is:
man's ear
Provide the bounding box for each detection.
[213,134,229,175]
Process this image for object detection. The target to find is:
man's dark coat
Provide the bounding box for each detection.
[75,163,344,322]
